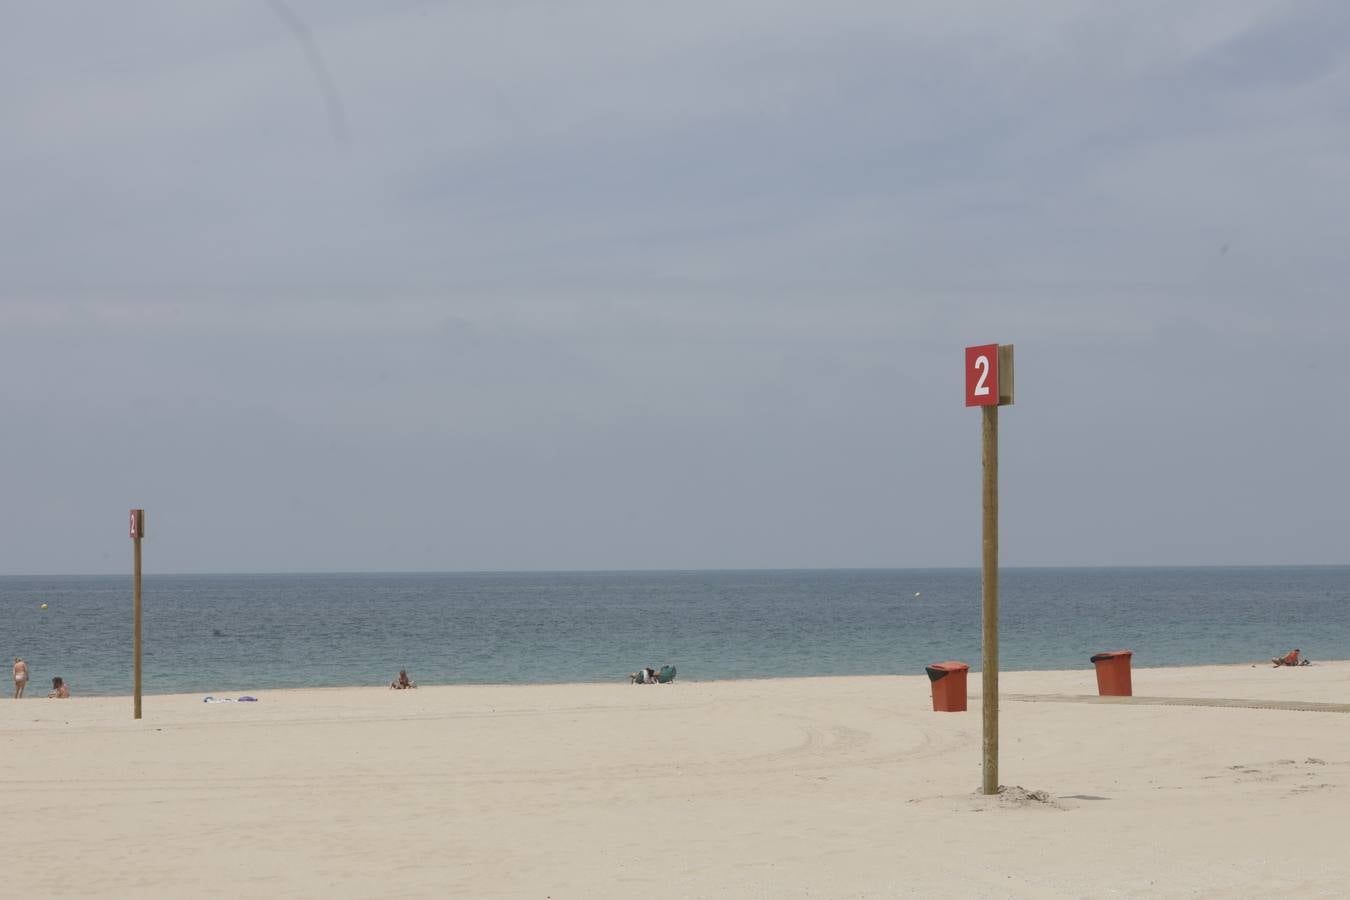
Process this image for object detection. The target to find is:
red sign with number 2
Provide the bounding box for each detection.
[965,344,999,407]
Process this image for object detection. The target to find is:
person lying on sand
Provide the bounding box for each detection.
[1271,649,1305,667]
[48,676,70,699]
[390,669,417,689]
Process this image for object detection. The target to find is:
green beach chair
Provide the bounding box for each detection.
[656,665,676,684]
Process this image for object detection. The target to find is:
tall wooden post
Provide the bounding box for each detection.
[981,405,999,795]
[965,344,1012,796]
[130,509,144,720]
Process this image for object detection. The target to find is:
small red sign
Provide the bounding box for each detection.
[965,344,999,407]
[129,509,144,539]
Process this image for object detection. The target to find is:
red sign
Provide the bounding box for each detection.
[965,344,999,407]
[129,509,144,540]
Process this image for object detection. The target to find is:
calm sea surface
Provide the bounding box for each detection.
[1,567,1346,697]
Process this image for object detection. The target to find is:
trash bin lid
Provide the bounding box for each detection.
[925,661,970,681]
[1089,650,1133,663]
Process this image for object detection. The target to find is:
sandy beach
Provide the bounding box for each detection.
[4,662,1348,899]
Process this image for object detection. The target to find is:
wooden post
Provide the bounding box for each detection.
[966,343,1012,796]
[131,509,144,720]
[981,404,999,795]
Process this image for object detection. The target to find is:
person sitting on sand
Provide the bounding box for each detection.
[48,676,70,699]
[390,669,417,689]
[628,667,658,685]
[1271,649,1302,667]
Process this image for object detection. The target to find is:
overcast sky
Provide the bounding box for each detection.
[2,1,1347,574]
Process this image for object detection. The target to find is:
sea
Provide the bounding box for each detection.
[1,567,1346,697]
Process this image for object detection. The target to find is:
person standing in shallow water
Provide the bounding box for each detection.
[13,658,29,698]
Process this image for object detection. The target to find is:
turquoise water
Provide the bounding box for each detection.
[1,567,1346,696]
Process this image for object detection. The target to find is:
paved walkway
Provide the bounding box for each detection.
[1004,694,1350,714]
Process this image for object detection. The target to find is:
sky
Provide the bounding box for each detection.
[1,1,1348,574]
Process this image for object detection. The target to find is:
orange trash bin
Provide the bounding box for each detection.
[925,661,969,712]
[1090,650,1133,697]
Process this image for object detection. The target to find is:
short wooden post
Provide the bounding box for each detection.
[130,509,144,720]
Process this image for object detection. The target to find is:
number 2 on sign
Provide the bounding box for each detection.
[964,343,999,407]
[972,355,990,397]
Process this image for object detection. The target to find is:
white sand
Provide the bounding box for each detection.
[4,662,1349,899]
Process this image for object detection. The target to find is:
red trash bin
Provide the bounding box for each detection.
[925,661,969,712]
[1090,650,1133,697]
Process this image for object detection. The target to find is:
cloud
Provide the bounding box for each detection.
[1,1,1348,572]
[8,1,1346,306]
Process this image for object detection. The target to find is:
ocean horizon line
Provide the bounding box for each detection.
[3,561,1348,580]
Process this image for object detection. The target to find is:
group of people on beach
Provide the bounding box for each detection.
[12,658,70,699]
[629,665,675,684]
[11,649,1319,698]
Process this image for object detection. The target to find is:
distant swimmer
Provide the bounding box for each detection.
[48,677,70,699]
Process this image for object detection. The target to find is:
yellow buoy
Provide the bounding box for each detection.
[39,603,48,609]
